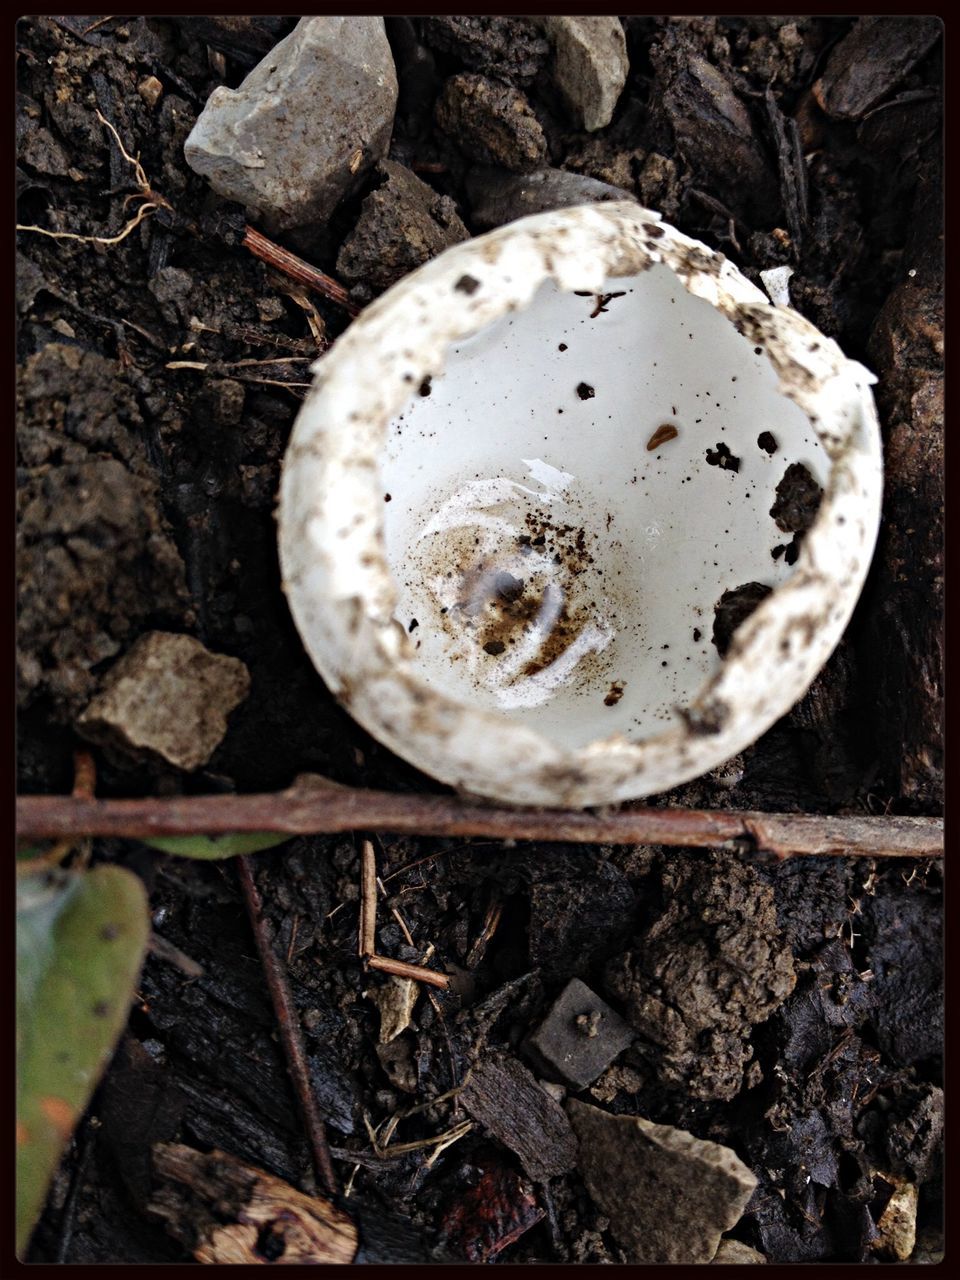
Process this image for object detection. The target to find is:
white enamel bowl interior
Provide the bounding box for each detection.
[381,266,827,751]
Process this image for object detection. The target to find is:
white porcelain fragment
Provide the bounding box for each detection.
[278,202,882,808]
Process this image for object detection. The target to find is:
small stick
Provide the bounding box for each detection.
[367,954,450,990]
[243,226,360,317]
[148,932,204,978]
[390,905,416,948]
[358,839,377,958]
[236,856,339,1198]
[465,898,504,970]
[18,785,943,860]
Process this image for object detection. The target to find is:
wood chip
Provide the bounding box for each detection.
[647,423,679,450]
[149,1143,357,1264]
[460,1054,578,1182]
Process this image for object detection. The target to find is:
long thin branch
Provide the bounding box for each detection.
[16,781,942,859]
[236,856,339,1199]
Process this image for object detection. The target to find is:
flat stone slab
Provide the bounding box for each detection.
[184,17,397,233]
[568,1100,758,1263]
[79,631,249,771]
[526,978,634,1089]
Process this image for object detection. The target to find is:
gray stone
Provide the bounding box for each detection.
[541,17,629,132]
[435,74,547,172]
[526,979,633,1089]
[79,632,250,771]
[712,1238,766,1264]
[568,1100,758,1264]
[466,166,636,231]
[184,17,397,234]
[336,160,469,293]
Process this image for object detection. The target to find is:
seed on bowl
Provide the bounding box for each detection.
[647,423,679,451]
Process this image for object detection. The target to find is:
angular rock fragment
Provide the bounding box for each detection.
[336,160,468,293]
[870,1174,918,1262]
[184,17,397,233]
[712,1237,767,1263]
[363,976,419,1045]
[525,978,634,1090]
[540,17,629,132]
[460,1054,577,1182]
[467,166,634,231]
[435,74,546,172]
[79,632,250,771]
[568,1100,758,1263]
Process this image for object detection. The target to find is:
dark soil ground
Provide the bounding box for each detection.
[17,16,942,1265]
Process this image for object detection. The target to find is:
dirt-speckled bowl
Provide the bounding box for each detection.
[278,202,882,807]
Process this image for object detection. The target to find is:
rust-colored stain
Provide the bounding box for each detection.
[647,423,679,451]
[40,1095,75,1138]
[17,1120,29,1147]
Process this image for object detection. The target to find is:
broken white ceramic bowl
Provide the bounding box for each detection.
[279,203,882,807]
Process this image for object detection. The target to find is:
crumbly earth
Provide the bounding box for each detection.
[604,855,797,1102]
[17,15,941,1266]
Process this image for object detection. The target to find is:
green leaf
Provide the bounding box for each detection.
[138,832,291,859]
[16,865,149,1257]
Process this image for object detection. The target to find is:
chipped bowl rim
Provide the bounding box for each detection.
[278,201,882,807]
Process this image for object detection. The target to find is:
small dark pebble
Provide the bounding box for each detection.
[455,274,480,294]
[576,382,595,400]
[770,462,823,534]
[419,376,432,397]
[493,571,524,603]
[483,640,506,656]
[705,442,741,472]
[604,681,625,706]
[757,431,778,454]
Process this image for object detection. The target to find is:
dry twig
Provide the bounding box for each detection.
[358,839,378,958]
[242,225,360,317]
[18,779,943,860]
[367,954,450,990]
[236,857,339,1199]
